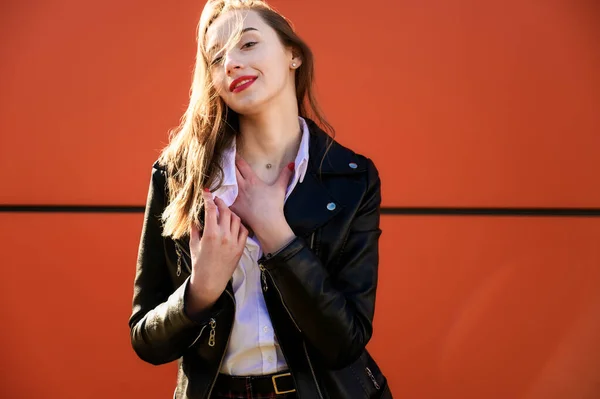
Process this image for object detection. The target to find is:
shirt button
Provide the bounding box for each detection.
[327,202,336,211]
[263,326,269,333]
[267,356,274,363]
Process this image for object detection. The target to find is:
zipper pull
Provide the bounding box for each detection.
[258,264,268,292]
[365,367,381,390]
[175,243,182,277]
[208,318,216,347]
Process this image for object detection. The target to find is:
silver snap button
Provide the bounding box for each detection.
[326,202,336,211]
[349,162,358,169]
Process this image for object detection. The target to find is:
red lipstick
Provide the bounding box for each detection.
[229,76,257,93]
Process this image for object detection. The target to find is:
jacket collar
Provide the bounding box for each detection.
[283,118,366,238]
[304,119,367,175]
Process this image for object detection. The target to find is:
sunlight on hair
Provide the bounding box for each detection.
[158,0,333,240]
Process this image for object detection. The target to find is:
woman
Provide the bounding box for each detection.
[129,0,392,398]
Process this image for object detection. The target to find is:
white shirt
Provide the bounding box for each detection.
[211,117,310,376]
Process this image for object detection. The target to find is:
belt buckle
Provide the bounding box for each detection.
[272,372,296,395]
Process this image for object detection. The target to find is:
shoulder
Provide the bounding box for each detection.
[148,160,170,197]
[304,118,379,179]
[151,159,167,173]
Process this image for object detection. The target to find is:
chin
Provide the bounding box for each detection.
[227,95,270,116]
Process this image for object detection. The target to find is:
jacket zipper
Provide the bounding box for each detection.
[366,367,381,390]
[259,232,323,399]
[187,324,208,349]
[176,239,225,351]
[206,289,235,398]
[174,241,193,276]
[175,240,237,397]
[304,340,324,399]
[208,318,216,347]
[257,232,317,331]
[258,263,302,332]
[175,244,183,276]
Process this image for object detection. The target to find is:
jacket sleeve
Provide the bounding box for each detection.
[128,165,222,365]
[260,158,382,369]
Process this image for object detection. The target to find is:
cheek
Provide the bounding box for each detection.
[259,58,287,87]
[270,63,291,90]
[210,71,227,95]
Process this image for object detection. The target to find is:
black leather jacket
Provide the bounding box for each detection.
[129,120,392,398]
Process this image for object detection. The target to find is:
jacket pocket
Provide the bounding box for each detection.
[319,349,389,399]
[361,351,389,398]
[353,350,388,398]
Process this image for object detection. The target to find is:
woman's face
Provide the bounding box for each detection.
[205,10,300,115]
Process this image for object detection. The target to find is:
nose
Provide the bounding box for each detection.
[224,51,243,76]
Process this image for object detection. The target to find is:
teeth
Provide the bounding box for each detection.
[234,79,253,88]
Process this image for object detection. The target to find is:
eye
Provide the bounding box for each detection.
[210,55,223,66]
[241,41,257,49]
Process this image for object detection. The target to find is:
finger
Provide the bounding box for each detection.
[238,223,249,244]
[202,188,218,232]
[190,223,200,243]
[214,196,231,229]
[276,162,295,188]
[235,155,253,180]
[230,212,241,240]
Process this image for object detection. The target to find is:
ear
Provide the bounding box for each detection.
[289,47,303,69]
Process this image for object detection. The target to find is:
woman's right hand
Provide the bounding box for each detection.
[186,189,248,316]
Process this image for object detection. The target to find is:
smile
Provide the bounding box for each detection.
[230,76,257,93]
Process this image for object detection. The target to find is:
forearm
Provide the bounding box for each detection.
[261,236,377,368]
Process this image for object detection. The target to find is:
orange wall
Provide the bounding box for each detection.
[1,1,599,398]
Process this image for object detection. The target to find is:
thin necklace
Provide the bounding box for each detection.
[239,127,300,169]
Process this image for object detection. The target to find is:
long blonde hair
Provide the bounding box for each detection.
[158,0,332,239]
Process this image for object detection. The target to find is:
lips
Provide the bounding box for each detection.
[229,76,257,93]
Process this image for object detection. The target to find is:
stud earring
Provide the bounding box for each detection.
[292,62,297,68]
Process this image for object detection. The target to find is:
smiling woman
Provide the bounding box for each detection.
[128,1,392,398]
[205,11,300,117]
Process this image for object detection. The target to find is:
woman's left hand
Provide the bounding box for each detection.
[230,156,296,254]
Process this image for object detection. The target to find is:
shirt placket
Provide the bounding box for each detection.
[246,236,276,373]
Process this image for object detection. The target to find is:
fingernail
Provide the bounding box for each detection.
[288,162,295,171]
[203,188,210,192]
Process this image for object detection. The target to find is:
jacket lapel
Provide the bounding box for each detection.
[283,169,343,238]
[283,120,365,239]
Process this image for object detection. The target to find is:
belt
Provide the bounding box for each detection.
[214,371,296,395]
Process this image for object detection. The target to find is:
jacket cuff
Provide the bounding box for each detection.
[259,236,306,269]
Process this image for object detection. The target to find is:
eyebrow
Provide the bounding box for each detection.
[208,27,259,55]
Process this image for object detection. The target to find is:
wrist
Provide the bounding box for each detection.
[256,222,295,255]
[187,276,220,313]
[261,235,297,260]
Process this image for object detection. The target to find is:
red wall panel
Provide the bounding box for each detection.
[0,213,175,399]
[1,0,598,207]
[1,214,599,398]
[372,216,600,398]
[1,0,599,398]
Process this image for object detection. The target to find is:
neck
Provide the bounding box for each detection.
[237,104,302,172]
